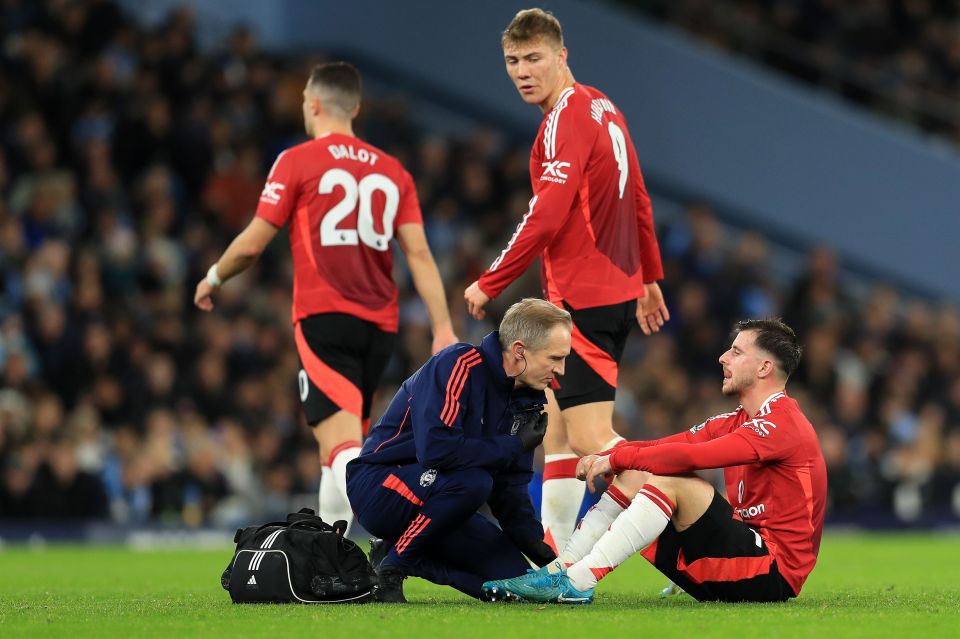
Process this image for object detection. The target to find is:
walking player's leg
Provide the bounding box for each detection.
[540,389,581,553]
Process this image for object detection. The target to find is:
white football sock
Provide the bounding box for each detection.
[330,443,361,506]
[556,484,632,569]
[541,453,583,553]
[318,465,352,526]
[567,484,675,591]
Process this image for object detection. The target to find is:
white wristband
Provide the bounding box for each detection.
[206,263,223,288]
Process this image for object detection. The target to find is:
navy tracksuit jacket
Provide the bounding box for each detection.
[346,331,547,598]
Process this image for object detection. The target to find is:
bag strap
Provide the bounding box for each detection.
[287,518,349,536]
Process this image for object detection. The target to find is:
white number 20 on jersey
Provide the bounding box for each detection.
[318,169,399,251]
[607,122,629,199]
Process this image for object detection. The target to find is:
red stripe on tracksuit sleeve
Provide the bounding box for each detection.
[440,351,480,425]
[444,359,482,426]
[440,352,481,426]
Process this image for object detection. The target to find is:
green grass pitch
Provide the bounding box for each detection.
[1,532,957,638]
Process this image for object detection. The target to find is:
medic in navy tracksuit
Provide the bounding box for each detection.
[346,331,554,598]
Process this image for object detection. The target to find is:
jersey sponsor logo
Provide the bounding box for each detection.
[736,503,766,520]
[540,160,571,183]
[741,418,778,438]
[327,143,379,166]
[260,181,285,204]
[590,97,616,124]
[419,468,437,487]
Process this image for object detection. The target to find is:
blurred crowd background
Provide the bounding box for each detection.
[629,0,960,143]
[1,0,958,530]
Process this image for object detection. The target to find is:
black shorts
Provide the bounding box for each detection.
[294,313,395,427]
[552,300,636,410]
[641,491,796,602]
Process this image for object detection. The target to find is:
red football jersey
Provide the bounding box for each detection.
[611,391,827,595]
[478,83,663,309]
[255,133,423,332]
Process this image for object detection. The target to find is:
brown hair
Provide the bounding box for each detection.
[307,62,362,119]
[502,8,563,48]
[731,318,803,379]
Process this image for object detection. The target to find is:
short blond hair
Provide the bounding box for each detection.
[498,298,572,351]
[502,8,564,49]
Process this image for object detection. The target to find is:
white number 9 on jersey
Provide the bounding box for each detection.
[318,169,399,251]
[607,122,629,199]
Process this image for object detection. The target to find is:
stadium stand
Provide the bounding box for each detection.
[0,1,958,535]
[624,0,960,143]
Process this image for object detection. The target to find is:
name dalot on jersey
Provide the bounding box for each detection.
[328,143,379,166]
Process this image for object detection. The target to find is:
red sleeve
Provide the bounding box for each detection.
[255,149,298,228]
[395,169,423,226]
[609,432,759,475]
[598,411,740,456]
[477,105,593,300]
[630,146,663,282]
[598,431,692,457]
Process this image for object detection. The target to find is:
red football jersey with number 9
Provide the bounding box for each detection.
[255,133,422,332]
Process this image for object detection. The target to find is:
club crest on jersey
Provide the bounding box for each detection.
[260,181,285,204]
[540,160,570,183]
[420,469,438,487]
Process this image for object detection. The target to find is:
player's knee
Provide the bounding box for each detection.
[612,469,651,498]
[645,474,713,510]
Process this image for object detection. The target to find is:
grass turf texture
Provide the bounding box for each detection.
[1,533,957,638]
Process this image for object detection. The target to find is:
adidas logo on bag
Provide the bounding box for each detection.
[247,575,257,586]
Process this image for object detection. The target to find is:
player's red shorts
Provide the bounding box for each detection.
[294,313,395,429]
[552,300,636,410]
[641,491,796,602]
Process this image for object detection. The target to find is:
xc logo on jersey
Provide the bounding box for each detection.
[260,181,285,204]
[540,160,571,182]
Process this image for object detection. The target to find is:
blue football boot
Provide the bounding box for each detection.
[481,563,556,602]
[484,568,593,604]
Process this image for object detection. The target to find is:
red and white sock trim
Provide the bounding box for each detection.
[605,484,632,510]
[638,484,675,519]
[327,439,362,468]
[543,454,579,480]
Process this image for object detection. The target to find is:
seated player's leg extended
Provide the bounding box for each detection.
[539,473,792,603]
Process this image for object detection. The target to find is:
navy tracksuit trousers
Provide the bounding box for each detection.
[346,460,531,598]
